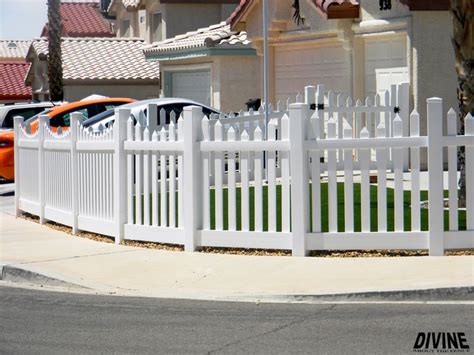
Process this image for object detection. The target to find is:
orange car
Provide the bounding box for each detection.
[0,97,134,181]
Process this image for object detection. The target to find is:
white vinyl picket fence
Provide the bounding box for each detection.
[15,96,473,256]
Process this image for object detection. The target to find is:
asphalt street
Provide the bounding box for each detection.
[0,285,472,354]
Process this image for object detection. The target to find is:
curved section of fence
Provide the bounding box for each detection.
[14,90,474,256]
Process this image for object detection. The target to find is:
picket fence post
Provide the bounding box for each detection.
[304,85,316,106]
[113,108,130,244]
[146,103,158,131]
[70,113,81,234]
[13,116,23,217]
[427,98,444,256]
[38,115,48,224]
[397,82,410,170]
[316,84,325,140]
[289,103,310,256]
[466,113,474,230]
[183,106,203,252]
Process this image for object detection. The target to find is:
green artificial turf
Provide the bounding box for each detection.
[134,183,467,232]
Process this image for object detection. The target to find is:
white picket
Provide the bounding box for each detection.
[159,108,165,127]
[466,113,474,230]
[254,127,263,232]
[447,108,458,231]
[169,122,176,228]
[327,117,338,232]
[268,121,277,232]
[310,112,321,233]
[135,123,143,225]
[177,116,184,228]
[337,94,344,161]
[359,127,371,232]
[127,119,134,224]
[365,96,373,138]
[152,131,159,226]
[410,111,421,232]
[280,114,290,232]
[160,127,167,227]
[355,99,363,139]
[376,120,388,232]
[393,115,404,231]
[227,127,237,231]
[143,128,150,226]
[202,117,210,230]
[214,120,224,230]
[343,119,354,232]
[241,130,250,231]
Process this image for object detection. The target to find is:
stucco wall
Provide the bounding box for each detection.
[218,56,260,112]
[411,12,457,137]
[63,83,160,102]
[160,55,259,113]
[359,0,410,21]
[163,4,223,39]
[411,11,457,168]
[115,7,140,38]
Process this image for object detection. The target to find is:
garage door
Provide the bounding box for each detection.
[171,70,211,106]
[275,45,351,104]
[364,36,407,97]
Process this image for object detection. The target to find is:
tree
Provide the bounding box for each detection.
[292,0,304,25]
[450,0,473,207]
[47,0,64,101]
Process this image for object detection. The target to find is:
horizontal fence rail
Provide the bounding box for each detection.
[14,93,474,256]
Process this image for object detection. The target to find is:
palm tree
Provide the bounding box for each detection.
[47,0,64,101]
[451,0,473,207]
[292,0,304,25]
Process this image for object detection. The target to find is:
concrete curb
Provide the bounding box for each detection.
[1,263,472,302]
[0,264,87,290]
[242,287,474,303]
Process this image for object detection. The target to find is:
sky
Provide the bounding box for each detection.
[0,0,48,39]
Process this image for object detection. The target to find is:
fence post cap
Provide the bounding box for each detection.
[115,107,130,114]
[183,105,202,112]
[427,97,442,103]
[465,112,474,125]
[289,102,308,109]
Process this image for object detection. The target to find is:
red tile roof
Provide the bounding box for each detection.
[42,3,114,38]
[228,0,360,29]
[0,62,32,101]
[398,0,449,11]
[311,0,360,19]
[227,0,254,29]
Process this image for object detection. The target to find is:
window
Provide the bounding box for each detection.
[121,19,131,37]
[152,12,162,42]
[50,108,88,127]
[2,107,46,129]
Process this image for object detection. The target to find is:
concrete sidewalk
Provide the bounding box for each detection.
[1,212,472,302]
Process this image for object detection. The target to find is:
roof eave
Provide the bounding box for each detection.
[312,1,360,20]
[145,47,256,62]
[228,0,257,31]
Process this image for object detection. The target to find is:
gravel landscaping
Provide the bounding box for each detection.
[20,213,473,257]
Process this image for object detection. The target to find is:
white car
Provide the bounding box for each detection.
[0,102,59,130]
[82,98,220,132]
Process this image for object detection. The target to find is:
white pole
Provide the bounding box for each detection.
[263,0,269,138]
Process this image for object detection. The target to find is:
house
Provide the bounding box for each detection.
[105,0,239,43]
[143,21,259,111]
[41,1,115,37]
[0,40,32,103]
[25,37,160,101]
[104,0,259,111]
[25,0,160,101]
[229,0,458,138]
